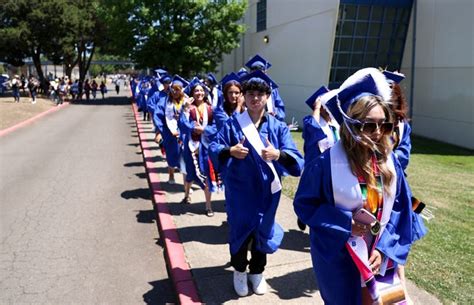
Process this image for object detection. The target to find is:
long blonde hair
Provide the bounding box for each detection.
[340,95,395,195]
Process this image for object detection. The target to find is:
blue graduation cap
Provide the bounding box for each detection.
[155,68,167,76]
[237,68,249,78]
[239,69,279,89]
[325,74,384,125]
[171,75,189,88]
[383,70,405,84]
[220,72,241,86]
[304,86,329,110]
[184,77,209,96]
[206,73,218,85]
[245,54,272,71]
[159,74,172,84]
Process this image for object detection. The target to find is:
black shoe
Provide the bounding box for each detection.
[297,218,306,231]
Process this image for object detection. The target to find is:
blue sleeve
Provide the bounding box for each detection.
[376,157,422,265]
[272,89,286,121]
[152,97,165,134]
[394,121,412,171]
[275,121,304,177]
[302,115,327,165]
[293,155,353,262]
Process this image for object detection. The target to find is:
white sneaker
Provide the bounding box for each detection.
[233,271,248,297]
[248,273,267,295]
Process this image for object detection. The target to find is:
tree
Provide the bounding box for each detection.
[107,0,247,77]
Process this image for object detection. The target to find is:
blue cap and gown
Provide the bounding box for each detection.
[293,68,427,304]
[210,72,304,255]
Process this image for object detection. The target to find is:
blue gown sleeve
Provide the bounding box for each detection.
[275,121,304,177]
[394,120,412,171]
[302,115,327,165]
[272,88,286,121]
[152,96,165,134]
[376,156,422,265]
[293,154,353,262]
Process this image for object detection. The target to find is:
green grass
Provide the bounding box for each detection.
[282,131,474,304]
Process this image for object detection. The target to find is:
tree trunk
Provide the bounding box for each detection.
[31,48,47,92]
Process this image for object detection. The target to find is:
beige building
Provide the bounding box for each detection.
[220,0,473,149]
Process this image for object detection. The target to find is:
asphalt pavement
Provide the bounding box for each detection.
[0,93,175,304]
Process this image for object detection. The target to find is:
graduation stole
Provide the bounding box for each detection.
[188,103,211,187]
[165,97,184,134]
[329,142,401,304]
[266,90,275,114]
[236,110,282,194]
[210,87,219,108]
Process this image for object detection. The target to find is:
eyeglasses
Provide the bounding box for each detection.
[355,121,394,135]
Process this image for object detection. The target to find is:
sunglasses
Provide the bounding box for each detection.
[354,121,394,135]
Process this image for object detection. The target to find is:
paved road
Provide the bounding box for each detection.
[0,95,175,304]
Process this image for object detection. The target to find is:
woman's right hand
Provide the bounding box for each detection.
[351,219,370,236]
[230,136,248,159]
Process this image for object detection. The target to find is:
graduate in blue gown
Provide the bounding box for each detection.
[152,75,189,184]
[180,79,218,216]
[245,55,286,121]
[210,71,304,297]
[294,69,426,305]
[204,72,224,110]
[149,74,172,144]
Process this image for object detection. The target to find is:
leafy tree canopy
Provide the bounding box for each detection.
[107,0,247,77]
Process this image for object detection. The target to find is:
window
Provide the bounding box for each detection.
[329,0,413,89]
[256,0,267,32]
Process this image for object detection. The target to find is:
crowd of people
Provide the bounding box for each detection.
[131,55,427,304]
[4,74,127,105]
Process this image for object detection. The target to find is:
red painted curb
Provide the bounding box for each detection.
[132,103,202,304]
[0,102,69,137]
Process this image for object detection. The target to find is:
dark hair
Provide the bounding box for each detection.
[191,84,210,105]
[390,83,409,120]
[242,79,271,95]
[223,81,242,115]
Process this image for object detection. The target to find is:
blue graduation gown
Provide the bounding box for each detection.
[211,114,304,254]
[181,105,218,191]
[302,115,335,166]
[293,149,423,304]
[394,120,412,171]
[270,88,286,122]
[152,94,181,168]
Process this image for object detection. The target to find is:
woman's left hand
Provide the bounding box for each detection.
[369,249,383,274]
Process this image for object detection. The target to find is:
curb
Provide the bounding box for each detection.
[0,102,69,137]
[131,103,202,304]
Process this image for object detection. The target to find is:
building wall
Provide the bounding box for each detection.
[221,0,473,149]
[220,0,340,123]
[401,0,474,149]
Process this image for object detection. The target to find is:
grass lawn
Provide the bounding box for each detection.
[282,131,474,304]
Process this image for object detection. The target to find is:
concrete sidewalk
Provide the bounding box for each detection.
[133,108,442,304]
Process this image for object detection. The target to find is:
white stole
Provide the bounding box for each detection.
[266,92,275,114]
[236,110,282,194]
[188,104,209,152]
[211,87,219,108]
[330,141,397,268]
[398,121,405,142]
[165,101,179,134]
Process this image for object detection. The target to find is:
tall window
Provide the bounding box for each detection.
[329,0,413,89]
[257,0,267,32]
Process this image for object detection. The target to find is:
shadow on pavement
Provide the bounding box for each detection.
[163,220,228,246]
[121,187,151,201]
[123,161,144,167]
[266,267,319,300]
[135,209,155,224]
[279,229,311,253]
[143,278,177,305]
[70,96,130,106]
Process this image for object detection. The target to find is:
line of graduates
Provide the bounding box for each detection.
[130,55,427,304]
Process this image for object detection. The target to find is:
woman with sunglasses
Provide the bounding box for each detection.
[294,70,424,305]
